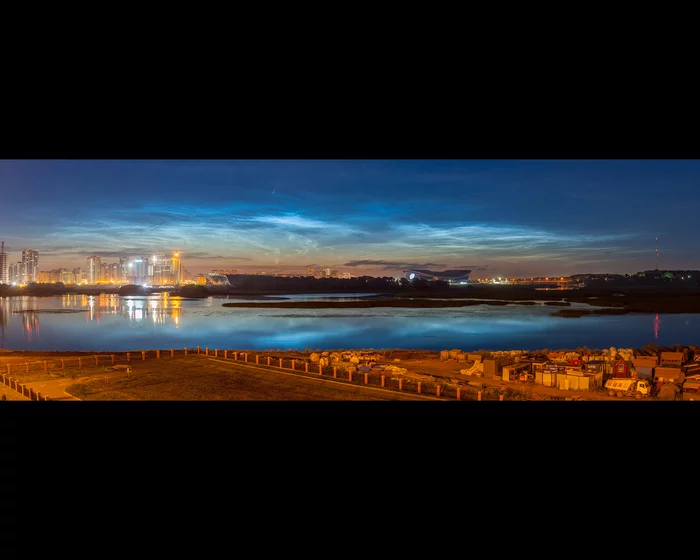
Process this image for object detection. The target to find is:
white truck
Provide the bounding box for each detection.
[604,378,652,399]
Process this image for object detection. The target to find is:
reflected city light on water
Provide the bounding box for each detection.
[1,294,699,351]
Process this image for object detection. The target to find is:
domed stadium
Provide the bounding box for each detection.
[403,269,472,283]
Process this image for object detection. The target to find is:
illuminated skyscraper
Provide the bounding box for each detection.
[125,256,148,285]
[22,249,39,283]
[87,256,101,284]
[0,243,7,284]
[170,251,181,285]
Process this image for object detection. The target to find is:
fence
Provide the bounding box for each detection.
[0,347,538,402]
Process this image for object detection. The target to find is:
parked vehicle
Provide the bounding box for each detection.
[604,378,652,399]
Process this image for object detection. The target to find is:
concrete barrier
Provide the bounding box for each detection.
[399,379,403,391]
[157,350,161,359]
[171,349,174,358]
[381,375,385,387]
[457,387,461,400]
[267,357,271,366]
[477,391,482,401]
[436,385,441,398]
[417,382,422,394]
[305,363,309,373]
[141,351,146,361]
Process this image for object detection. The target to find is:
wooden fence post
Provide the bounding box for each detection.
[305,363,309,373]
[184,348,188,356]
[127,352,131,362]
[381,375,385,387]
[197,346,200,354]
[111,354,116,364]
[457,387,461,400]
[215,349,219,358]
[157,350,161,359]
[141,351,146,361]
[170,349,174,358]
[234,352,237,361]
[417,382,422,394]
[267,357,271,366]
[205,347,209,356]
[477,391,482,401]
[399,379,403,391]
[256,355,259,365]
[224,350,228,359]
[292,360,295,371]
[279,358,283,368]
[333,367,337,378]
[436,385,441,398]
[245,353,248,362]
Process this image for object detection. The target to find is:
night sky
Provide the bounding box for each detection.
[1,159,698,279]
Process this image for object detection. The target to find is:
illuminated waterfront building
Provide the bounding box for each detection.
[125,256,149,285]
[171,251,182,285]
[109,263,119,283]
[0,246,6,284]
[22,249,39,283]
[87,256,101,284]
[402,269,472,284]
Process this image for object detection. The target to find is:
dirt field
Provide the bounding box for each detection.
[0,352,436,401]
[0,349,620,401]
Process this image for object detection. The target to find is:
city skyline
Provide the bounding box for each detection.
[1,159,699,279]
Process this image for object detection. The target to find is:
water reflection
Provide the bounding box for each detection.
[653,313,660,340]
[61,293,182,324]
[1,294,698,352]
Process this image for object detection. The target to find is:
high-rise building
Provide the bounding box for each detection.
[110,263,119,283]
[119,258,127,284]
[0,245,6,284]
[307,267,315,277]
[125,256,148,285]
[72,268,82,284]
[100,262,110,282]
[22,249,39,283]
[87,256,101,284]
[171,251,181,285]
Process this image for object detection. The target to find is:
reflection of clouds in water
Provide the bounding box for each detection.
[2,295,700,352]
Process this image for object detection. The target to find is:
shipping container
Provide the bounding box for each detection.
[636,366,653,380]
[633,356,658,368]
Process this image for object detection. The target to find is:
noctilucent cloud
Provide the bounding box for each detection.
[1,159,698,278]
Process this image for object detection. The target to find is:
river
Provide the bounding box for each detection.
[0,293,694,352]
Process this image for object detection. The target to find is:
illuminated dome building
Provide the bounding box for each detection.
[402,269,472,284]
